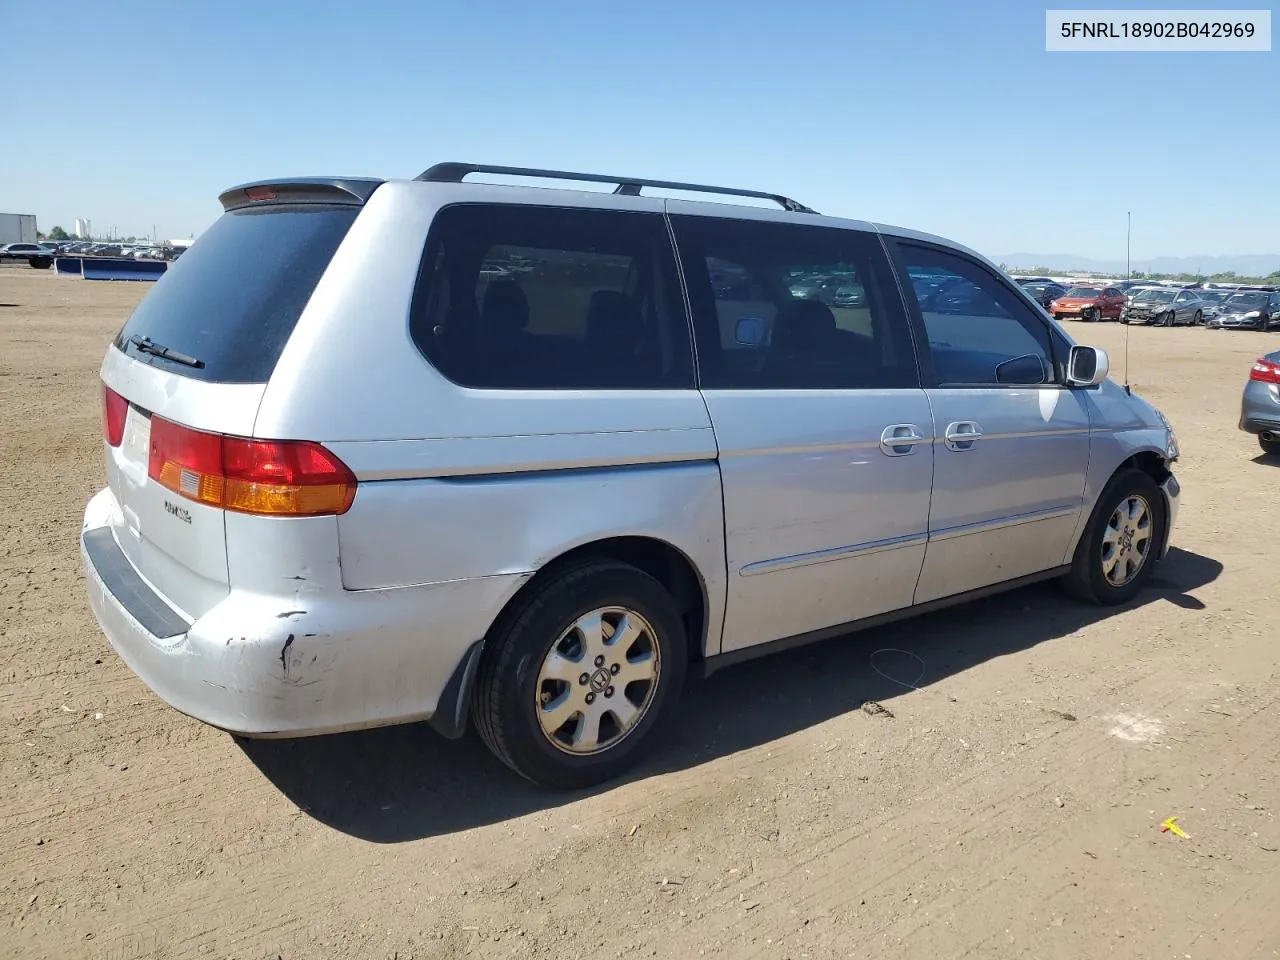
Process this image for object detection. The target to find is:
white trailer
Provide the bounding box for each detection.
[0,213,39,245]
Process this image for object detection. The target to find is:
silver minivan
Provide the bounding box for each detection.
[81,164,1181,788]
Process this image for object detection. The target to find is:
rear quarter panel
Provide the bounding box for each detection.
[254,181,729,655]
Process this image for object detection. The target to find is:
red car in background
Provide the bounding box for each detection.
[1049,285,1126,322]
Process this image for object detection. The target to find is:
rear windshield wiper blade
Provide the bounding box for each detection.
[129,336,204,369]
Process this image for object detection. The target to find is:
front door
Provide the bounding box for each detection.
[889,241,1092,604]
[671,211,933,654]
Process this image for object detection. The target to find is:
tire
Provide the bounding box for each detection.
[1060,469,1166,606]
[1083,307,1099,323]
[1192,311,1202,326]
[1261,435,1280,456]
[471,560,688,789]
[29,258,52,270]
[1162,311,1175,327]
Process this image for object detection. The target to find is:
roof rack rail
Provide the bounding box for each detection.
[415,162,818,215]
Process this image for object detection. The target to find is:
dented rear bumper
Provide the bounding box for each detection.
[80,487,526,738]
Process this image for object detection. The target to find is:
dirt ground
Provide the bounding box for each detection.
[3,263,1280,960]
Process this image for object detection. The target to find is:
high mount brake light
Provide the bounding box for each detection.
[147,417,357,516]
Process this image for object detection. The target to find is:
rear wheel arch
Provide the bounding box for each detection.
[469,546,699,787]
[486,536,710,664]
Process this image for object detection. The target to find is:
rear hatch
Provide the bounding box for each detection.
[98,180,375,619]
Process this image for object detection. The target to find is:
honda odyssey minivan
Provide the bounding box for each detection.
[82,163,1181,788]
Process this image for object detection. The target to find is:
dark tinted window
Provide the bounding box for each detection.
[897,245,1055,386]
[672,216,917,390]
[114,205,358,383]
[410,205,692,390]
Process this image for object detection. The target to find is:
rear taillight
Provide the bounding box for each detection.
[102,384,128,447]
[147,417,357,516]
[1250,359,1280,385]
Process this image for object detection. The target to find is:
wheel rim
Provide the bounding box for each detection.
[534,606,661,756]
[1100,495,1153,587]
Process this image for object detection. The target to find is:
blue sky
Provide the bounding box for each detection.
[1,0,1275,261]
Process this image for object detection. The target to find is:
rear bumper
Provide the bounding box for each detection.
[81,488,528,737]
[1239,382,1280,435]
[1240,417,1280,436]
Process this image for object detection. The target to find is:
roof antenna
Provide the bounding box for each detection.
[1123,210,1132,395]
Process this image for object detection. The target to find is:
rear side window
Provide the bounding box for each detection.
[672,215,918,390]
[410,204,693,390]
[113,205,359,383]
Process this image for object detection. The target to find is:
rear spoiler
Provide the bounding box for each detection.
[218,177,385,212]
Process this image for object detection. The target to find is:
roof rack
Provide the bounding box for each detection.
[415,162,818,215]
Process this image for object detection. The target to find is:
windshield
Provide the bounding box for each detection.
[1224,292,1269,310]
[1133,288,1174,302]
[1199,290,1230,303]
[1064,287,1101,298]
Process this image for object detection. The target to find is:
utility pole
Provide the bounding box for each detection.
[1126,211,1131,280]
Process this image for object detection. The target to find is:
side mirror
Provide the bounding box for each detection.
[1067,345,1109,387]
[994,353,1048,385]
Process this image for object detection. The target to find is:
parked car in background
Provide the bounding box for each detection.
[1197,288,1235,323]
[1116,279,1160,293]
[1124,285,1162,302]
[0,242,54,269]
[79,163,1183,788]
[832,283,867,307]
[1207,290,1280,330]
[1050,285,1126,321]
[1239,351,1280,455]
[1122,287,1207,326]
[1017,279,1067,311]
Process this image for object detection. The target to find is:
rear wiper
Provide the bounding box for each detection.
[130,336,204,369]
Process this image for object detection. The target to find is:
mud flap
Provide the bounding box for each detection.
[427,638,485,740]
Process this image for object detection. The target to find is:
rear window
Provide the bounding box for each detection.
[113,204,358,383]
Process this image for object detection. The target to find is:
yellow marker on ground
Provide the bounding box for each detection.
[1160,816,1190,838]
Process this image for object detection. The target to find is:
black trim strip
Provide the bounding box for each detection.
[405,457,718,486]
[695,565,1071,678]
[83,528,190,639]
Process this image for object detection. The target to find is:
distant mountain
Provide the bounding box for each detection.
[998,253,1280,277]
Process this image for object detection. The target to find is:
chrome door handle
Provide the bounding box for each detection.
[880,423,928,456]
[944,420,983,451]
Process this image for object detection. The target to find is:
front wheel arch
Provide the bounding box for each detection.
[1061,468,1167,604]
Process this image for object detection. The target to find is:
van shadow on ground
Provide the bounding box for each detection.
[239,547,1221,843]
